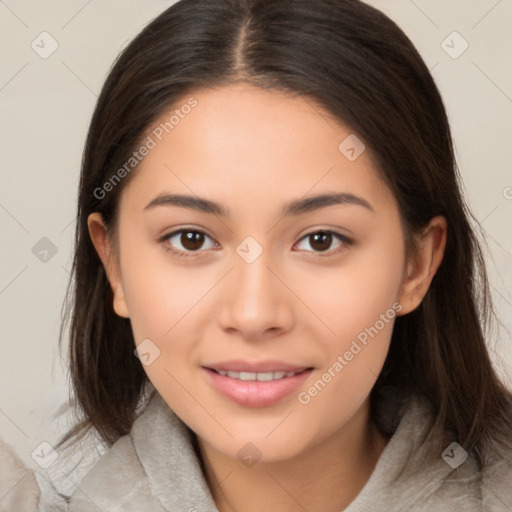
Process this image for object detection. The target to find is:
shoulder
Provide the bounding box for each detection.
[369,389,512,511]
[68,434,164,511]
[69,390,217,512]
[479,435,512,510]
[435,438,512,511]
[0,438,40,512]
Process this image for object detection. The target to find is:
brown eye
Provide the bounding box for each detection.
[294,230,352,255]
[180,231,205,251]
[160,228,217,256]
[309,232,332,252]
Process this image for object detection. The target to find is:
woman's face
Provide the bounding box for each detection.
[93,84,416,462]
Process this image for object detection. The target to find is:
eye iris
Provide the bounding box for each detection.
[310,232,332,251]
[181,231,204,251]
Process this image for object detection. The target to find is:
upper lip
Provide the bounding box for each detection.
[204,360,311,373]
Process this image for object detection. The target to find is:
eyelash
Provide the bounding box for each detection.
[158,227,353,260]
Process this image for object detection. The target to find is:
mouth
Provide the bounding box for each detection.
[202,362,313,407]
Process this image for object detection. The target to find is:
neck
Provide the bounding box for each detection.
[197,399,389,512]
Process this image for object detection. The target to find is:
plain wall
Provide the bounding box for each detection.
[0,0,511,488]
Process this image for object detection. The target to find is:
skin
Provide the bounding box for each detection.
[89,84,447,512]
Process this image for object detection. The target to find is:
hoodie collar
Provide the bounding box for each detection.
[131,388,476,512]
[132,390,219,512]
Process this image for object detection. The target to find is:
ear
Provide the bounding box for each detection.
[397,215,447,316]
[87,212,130,318]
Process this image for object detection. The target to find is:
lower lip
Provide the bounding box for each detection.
[203,368,313,407]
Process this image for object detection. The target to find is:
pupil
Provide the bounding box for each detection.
[311,232,331,251]
[181,231,204,251]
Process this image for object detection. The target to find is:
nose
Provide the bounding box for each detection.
[217,248,295,342]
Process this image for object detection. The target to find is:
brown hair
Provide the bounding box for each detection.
[60,0,512,470]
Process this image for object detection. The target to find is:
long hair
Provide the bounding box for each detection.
[59,0,512,469]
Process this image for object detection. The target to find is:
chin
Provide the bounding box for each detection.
[200,423,319,465]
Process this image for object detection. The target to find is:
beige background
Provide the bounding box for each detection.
[0,0,511,486]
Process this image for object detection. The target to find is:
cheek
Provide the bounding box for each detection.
[118,231,210,342]
[292,236,403,403]
[294,274,398,442]
[117,236,221,399]
[296,238,404,348]
[118,245,207,411]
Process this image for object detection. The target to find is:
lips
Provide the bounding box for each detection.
[202,360,313,407]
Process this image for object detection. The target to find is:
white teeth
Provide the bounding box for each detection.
[256,372,274,381]
[217,370,299,381]
[239,372,257,381]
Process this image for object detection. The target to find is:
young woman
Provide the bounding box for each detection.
[60,0,512,510]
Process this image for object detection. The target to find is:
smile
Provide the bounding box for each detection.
[203,365,313,407]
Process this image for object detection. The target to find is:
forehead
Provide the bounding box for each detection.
[119,84,396,218]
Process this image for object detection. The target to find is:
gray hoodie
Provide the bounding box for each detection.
[0,438,40,512]
[68,389,512,512]
[0,437,68,512]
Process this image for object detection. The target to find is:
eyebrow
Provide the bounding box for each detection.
[144,192,375,216]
